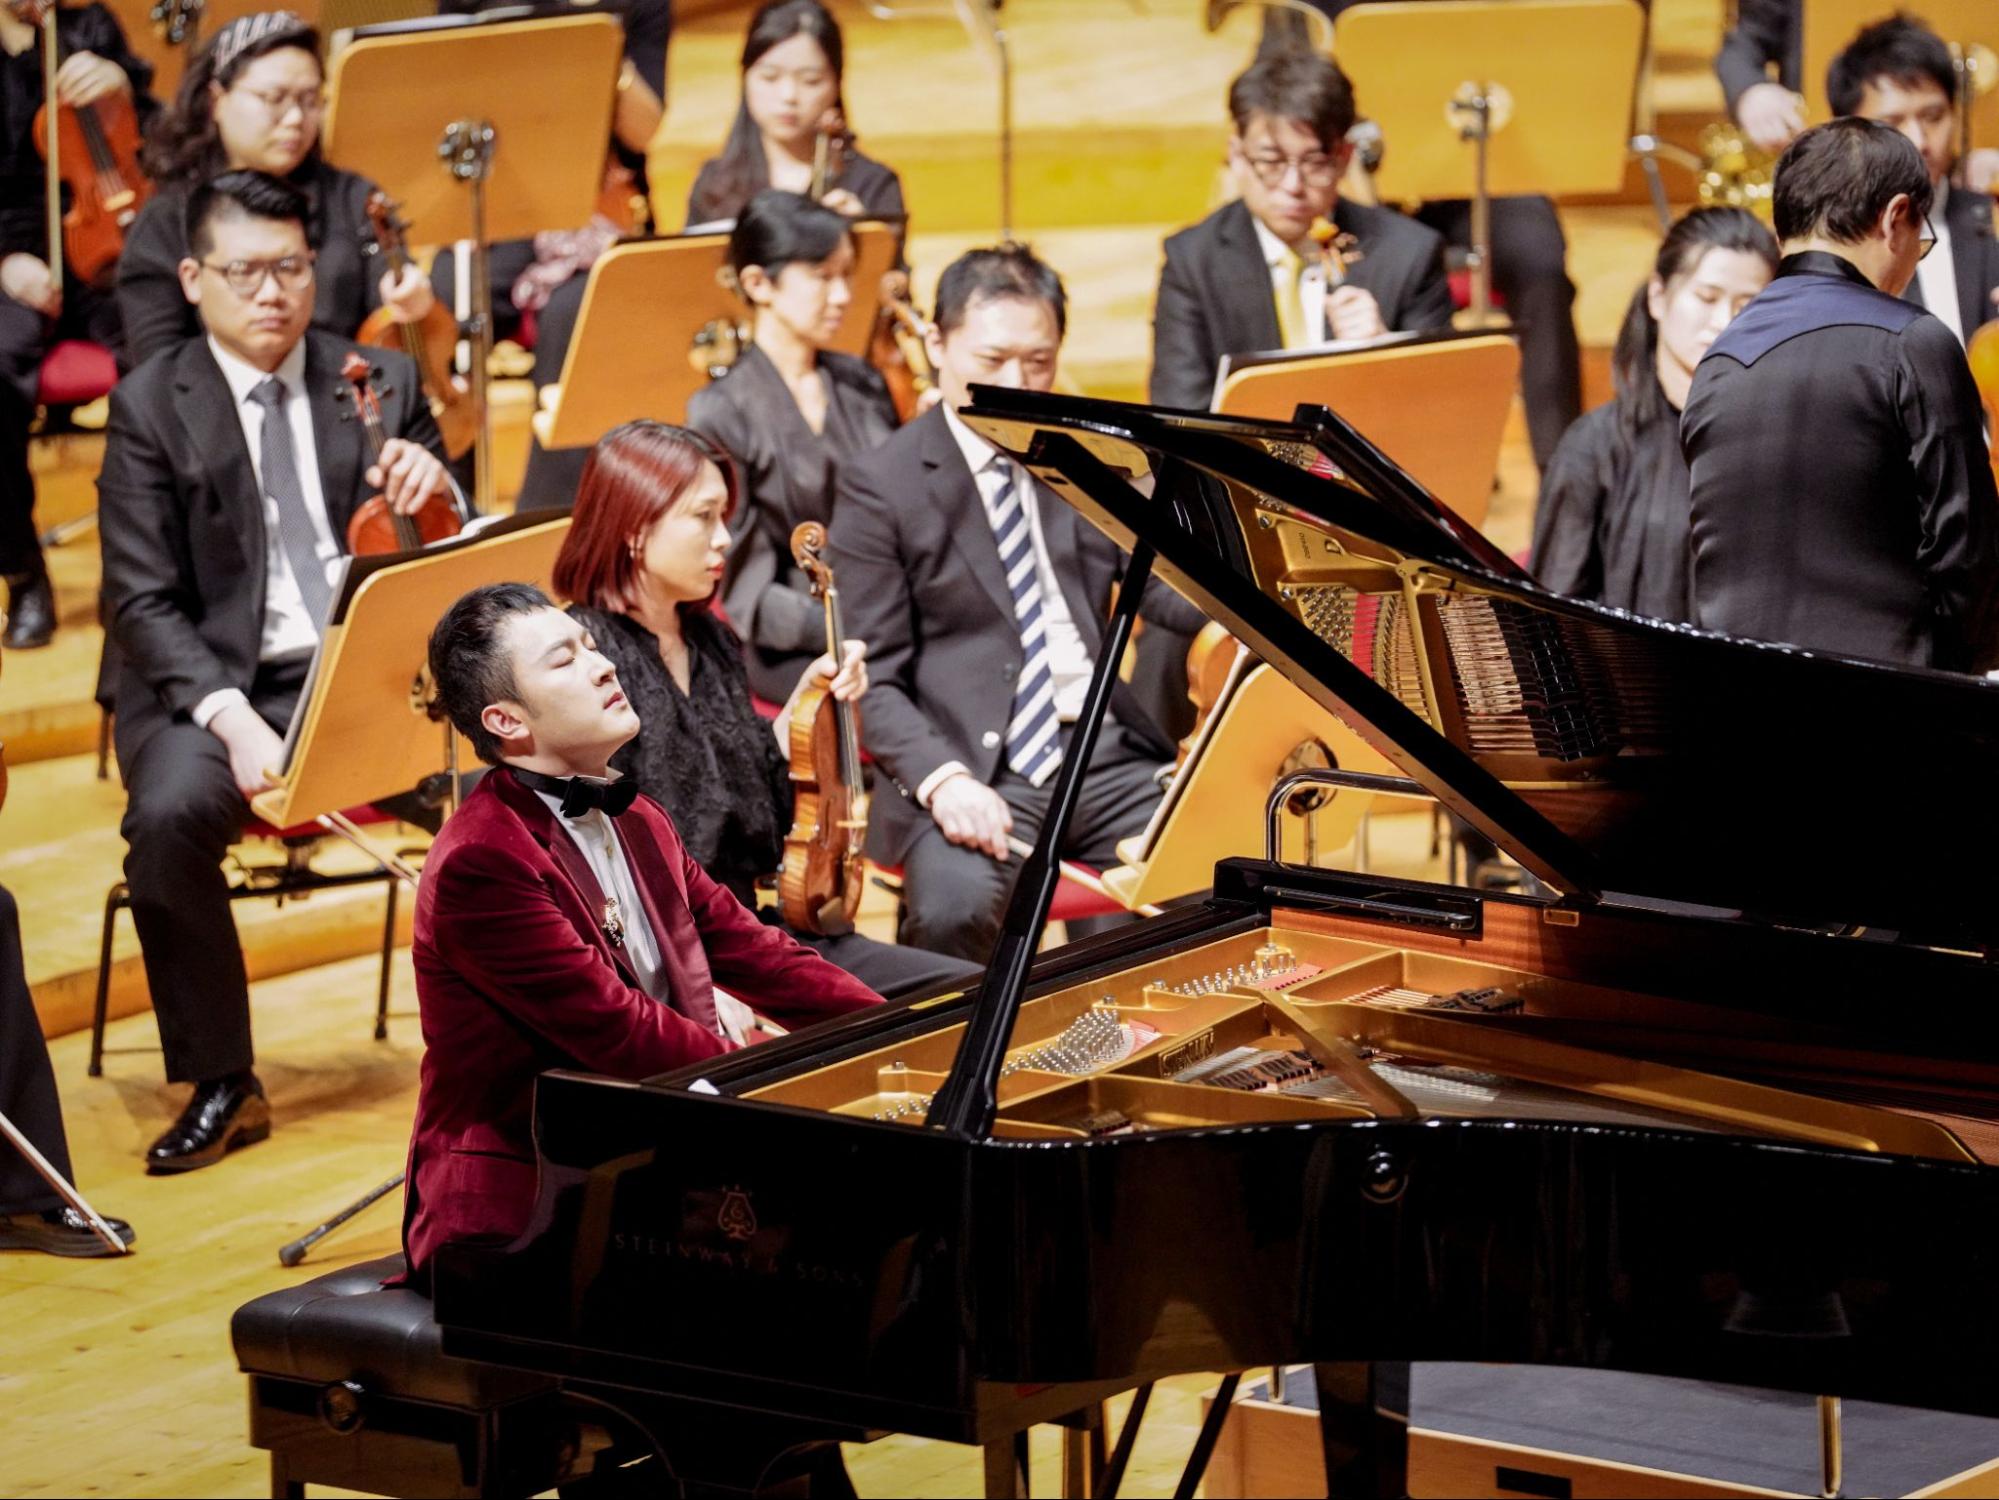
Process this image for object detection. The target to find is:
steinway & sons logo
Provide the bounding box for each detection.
[609,1182,862,1290]
[717,1186,757,1241]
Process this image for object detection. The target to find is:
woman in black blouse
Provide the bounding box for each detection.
[1531,207,1777,623]
[117,11,434,366]
[685,0,904,229]
[687,190,899,703]
[554,419,979,999]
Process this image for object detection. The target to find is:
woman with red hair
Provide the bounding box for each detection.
[553,420,979,997]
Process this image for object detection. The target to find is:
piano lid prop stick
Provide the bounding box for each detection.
[0,1107,128,1254]
[1005,836,1164,919]
[279,1170,406,1267]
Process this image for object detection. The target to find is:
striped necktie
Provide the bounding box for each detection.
[986,462,1062,787]
[248,376,332,633]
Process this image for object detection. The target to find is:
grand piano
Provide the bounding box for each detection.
[433,390,1999,1496]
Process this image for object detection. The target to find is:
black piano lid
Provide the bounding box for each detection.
[959,387,1999,956]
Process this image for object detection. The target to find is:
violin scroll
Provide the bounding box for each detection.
[791,521,833,596]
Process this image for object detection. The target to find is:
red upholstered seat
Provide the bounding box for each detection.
[1446,270,1508,314]
[242,805,402,842]
[37,339,118,407]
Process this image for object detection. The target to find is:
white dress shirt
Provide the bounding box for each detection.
[919,405,1095,808]
[1919,180,1967,347]
[1251,213,1328,349]
[533,784,753,1044]
[191,337,340,730]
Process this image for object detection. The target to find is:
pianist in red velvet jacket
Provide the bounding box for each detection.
[402,581,883,1279]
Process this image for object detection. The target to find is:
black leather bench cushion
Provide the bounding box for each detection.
[233,1254,555,1410]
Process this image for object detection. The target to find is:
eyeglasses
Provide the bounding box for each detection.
[1240,151,1341,190]
[230,85,324,119]
[199,253,316,296]
[1918,222,1939,260]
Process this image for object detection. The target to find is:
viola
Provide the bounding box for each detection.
[338,352,464,556]
[778,521,869,936]
[355,193,478,461]
[14,0,152,291]
[870,271,936,424]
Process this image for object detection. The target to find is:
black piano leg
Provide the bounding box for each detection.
[1314,1361,1408,1500]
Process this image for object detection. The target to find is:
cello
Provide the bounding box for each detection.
[13,0,151,291]
[338,352,464,556]
[355,193,479,461]
[778,521,869,936]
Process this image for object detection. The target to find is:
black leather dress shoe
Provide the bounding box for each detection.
[0,1206,136,1257]
[2,571,54,650]
[145,1073,271,1174]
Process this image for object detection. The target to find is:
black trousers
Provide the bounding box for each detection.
[0,280,121,578]
[512,272,592,513]
[899,730,1165,962]
[1413,195,1583,471]
[752,906,983,999]
[0,883,75,1215]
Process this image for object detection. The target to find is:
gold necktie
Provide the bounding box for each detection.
[1275,247,1307,349]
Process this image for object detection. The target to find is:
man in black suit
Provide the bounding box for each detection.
[1684,120,1999,673]
[831,246,1207,961]
[1149,50,1453,415]
[98,171,451,1173]
[1829,16,1999,345]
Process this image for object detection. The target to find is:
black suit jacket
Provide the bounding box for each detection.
[1149,197,1455,412]
[99,330,446,764]
[829,405,1207,863]
[1904,187,1999,339]
[1714,0,1799,116]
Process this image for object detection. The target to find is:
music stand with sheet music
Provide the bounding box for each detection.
[535,221,902,450]
[1799,0,1999,154]
[1333,0,1644,321]
[1214,329,1520,530]
[254,510,572,1265]
[1100,661,1407,911]
[322,10,622,513]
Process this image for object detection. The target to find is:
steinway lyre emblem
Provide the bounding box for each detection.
[718,1187,757,1242]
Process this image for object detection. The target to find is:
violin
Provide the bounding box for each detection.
[14,0,151,291]
[1173,621,1248,774]
[338,352,464,556]
[355,193,479,461]
[1307,216,1363,289]
[778,521,869,936]
[870,272,936,424]
[808,106,855,203]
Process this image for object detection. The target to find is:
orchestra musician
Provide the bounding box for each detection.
[1683,118,1999,672]
[118,11,437,368]
[832,245,1207,961]
[685,0,904,230]
[403,580,883,1281]
[686,190,898,704]
[0,0,154,650]
[1829,16,1999,343]
[1532,207,1776,624]
[98,172,451,1173]
[1148,50,1451,414]
[555,419,980,996]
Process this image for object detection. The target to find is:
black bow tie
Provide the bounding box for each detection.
[513,767,640,819]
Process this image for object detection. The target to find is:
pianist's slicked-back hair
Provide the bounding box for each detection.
[1826,15,1957,117]
[1772,117,1933,245]
[428,582,558,765]
[185,169,309,261]
[934,243,1067,340]
[1227,51,1357,154]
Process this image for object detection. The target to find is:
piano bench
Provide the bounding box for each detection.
[232,1253,575,1499]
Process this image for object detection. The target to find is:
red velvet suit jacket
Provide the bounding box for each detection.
[402,766,881,1274]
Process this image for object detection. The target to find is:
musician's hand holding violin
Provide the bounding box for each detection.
[775,640,868,749]
[53,50,129,107]
[378,261,437,326]
[0,253,58,316]
[368,438,448,516]
[1325,285,1387,343]
[819,188,867,219]
[210,702,285,798]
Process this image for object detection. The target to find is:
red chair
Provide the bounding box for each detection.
[37,338,118,410]
[90,806,411,1077]
[1446,268,1509,314]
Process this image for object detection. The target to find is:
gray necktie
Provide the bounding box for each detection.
[248,376,330,633]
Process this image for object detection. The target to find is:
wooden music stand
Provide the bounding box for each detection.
[1799,1,1999,152]
[1099,663,1406,912]
[535,221,902,449]
[1215,332,1518,530]
[250,512,572,834]
[1333,0,1644,319]
[322,12,622,512]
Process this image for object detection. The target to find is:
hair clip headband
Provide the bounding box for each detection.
[210,11,313,79]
